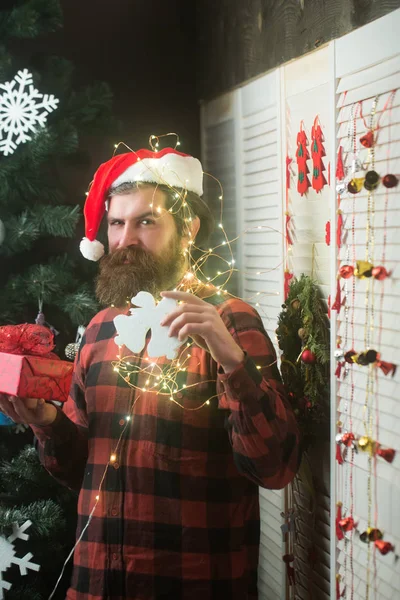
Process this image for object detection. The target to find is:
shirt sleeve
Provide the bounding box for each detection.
[216,300,301,490]
[31,342,89,492]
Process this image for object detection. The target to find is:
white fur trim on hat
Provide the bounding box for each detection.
[79,237,105,261]
[112,154,203,196]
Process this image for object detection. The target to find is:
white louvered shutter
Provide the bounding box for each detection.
[237,71,286,600]
[334,11,400,600]
[200,92,239,295]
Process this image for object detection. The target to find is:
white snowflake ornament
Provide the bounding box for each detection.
[114,291,186,360]
[0,520,40,598]
[0,69,59,156]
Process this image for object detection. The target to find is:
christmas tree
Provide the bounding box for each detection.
[0,0,115,352]
[0,1,115,597]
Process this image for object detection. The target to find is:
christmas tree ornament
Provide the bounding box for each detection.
[359,527,383,543]
[382,173,398,188]
[298,328,307,340]
[347,176,365,194]
[290,298,300,310]
[339,265,354,279]
[65,325,86,362]
[336,181,348,195]
[0,520,40,597]
[336,145,345,181]
[113,291,185,360]
[374,540,395,555]
[354,260,373,278]
[310,116,327,193]
[338,516,357,532]
[363,169,380,191]
[80,147,203,261]
[296,121,310,196]
[336,503,344,540]
[0,69,58,156]
[300,349,317,364]
[371,266,390,280]
[360,131,374,148]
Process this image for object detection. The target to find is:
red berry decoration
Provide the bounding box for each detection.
[301,349,317,364]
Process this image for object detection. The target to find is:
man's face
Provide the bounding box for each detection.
[95,186,187,307]
[107,186,181,255]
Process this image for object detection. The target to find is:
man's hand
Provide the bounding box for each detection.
[0,394,57,427]
[160,291,244,373]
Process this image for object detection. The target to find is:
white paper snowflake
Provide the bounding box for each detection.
[0,69,59,156]
[0,520,40,598]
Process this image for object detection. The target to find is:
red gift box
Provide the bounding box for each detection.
[0,323,73,402]
[0,352,73,402]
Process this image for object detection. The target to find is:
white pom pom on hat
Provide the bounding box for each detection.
[80,147,204,261]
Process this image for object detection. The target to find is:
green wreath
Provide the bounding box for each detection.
[276,274,330,448]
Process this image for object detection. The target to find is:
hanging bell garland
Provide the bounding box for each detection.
[360,527,383,543]
[343,347,396,376]
[338,262,391,281]
[347,176,365,194]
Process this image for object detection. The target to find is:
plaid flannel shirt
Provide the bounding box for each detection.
[33,295,300,600]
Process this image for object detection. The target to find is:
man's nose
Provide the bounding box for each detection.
[118,225,140,248]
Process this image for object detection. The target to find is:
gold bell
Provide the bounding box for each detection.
[354,260,373,278]
[358,436,375,454]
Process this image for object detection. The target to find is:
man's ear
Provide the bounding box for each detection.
[190,216,200,241]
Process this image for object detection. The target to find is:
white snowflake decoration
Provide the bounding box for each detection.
[0,520,40,598]
[0,69,59,156]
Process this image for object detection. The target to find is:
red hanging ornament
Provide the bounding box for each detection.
[371,266,391,280]
[311,116,327,193]
[341,432,356,447]
[336,145,345,181]
[301,349,317,364]
[360,130,374,148]
[284,270,293,300]
[336,210,343,249]
[296,121,310,196]
[376,445,396,463]
[382,173,398,188]
[325,221,331,246]
[338,516,357,532]
[374,540,395,555]
[339,265,354,279]
[331,278,342,312]
[336,503,344,540]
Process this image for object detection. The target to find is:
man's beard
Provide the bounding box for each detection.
[95,239,186,307]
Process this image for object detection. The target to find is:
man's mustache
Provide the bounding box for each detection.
[102,246,154,267]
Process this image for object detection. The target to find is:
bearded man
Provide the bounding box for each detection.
[0,147,300,600]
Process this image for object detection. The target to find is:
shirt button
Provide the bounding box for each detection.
[113,462,120,469]
[119,419,125,426]
[112,553,118,561]
[111,508,118,516]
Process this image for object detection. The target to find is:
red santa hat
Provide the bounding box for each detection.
[80,147,204,261]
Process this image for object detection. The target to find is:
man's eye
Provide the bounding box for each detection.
[109,220,123,226]
[140,219,155,226]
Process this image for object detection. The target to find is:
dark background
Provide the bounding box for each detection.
[196,0,400,100]
[58,0,200,168]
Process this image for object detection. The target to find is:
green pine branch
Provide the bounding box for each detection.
[0,0,62,41]
[62,286,99,326]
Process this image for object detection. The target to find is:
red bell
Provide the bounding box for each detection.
[374,540,395,555]
[360,131,374,148]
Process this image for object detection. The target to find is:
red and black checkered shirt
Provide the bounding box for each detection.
[33,295,300,600]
